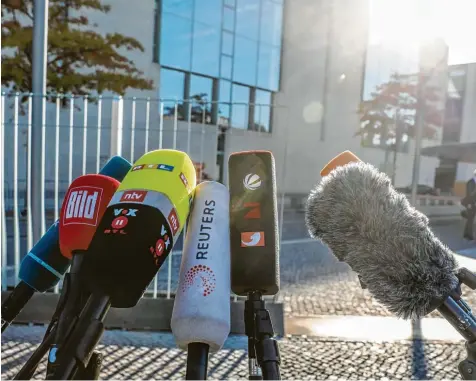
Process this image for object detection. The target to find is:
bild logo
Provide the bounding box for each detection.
[243,173,261,191]
[120,190,147,203]
[63,187,103,226]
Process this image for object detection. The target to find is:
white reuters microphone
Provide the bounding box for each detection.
[171,181,231,380]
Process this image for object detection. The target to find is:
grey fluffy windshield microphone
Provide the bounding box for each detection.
[305,160,460,320]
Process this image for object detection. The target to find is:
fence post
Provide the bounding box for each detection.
[110,96,123,157]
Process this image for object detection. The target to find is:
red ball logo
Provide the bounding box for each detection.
[111,216,128,229]
[154,239,165,257]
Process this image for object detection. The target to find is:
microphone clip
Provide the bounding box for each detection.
[245,291,281,380]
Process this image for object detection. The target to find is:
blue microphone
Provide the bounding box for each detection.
[1,156,132,333]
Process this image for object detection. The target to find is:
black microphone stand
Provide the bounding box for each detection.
[51,292,111,380]
[440,268,476,380]
[245,291,281,380]
[13,255,103,380]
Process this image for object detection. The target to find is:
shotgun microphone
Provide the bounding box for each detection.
[1,156,131,334]
[52,149,196,380]
[171,181,231,380]
[228,150,281,380]
[305,152,476,378]
[45,174,120,379]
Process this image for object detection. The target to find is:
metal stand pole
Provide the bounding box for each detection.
[31,0,49,241]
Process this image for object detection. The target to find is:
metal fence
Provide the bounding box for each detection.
[1,92,290,300]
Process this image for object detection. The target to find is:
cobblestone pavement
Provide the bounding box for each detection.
[0,326,467,380]
[275,218,476,318]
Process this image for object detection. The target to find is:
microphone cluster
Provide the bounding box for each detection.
[3,149,282,380]
[10,147,474,380]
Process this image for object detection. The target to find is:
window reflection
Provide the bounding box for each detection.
[257,44,280,91]
[192,22,220,77]
[162,0,193,19]
[235,0,260,40]
[223,6,235,31]
[160,13,192,70]
[222,31,234,56]
[221,55,233,79]
[189,75,213,124]
[194,0,222,27]
[260,0,283,46]
[160,68,186,121]
[224,0,236,6]
[253,90,271,132]
[232,84,250,129]
[233,36,258,86]
[219,80,232,127]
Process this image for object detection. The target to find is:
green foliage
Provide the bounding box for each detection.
[1,0,153,102]
[357,72,444,148]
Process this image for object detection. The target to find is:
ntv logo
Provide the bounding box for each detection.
[64,187,103,226]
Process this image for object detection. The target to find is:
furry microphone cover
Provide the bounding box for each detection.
[305,161,459,319]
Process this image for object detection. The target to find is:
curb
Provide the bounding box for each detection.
[1,291,285,336]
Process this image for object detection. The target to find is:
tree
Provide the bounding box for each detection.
[356,72,444,184]
[1,0,153,103]
[164,93,213,124]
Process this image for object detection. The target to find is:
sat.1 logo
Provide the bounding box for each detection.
[243,173,261,191]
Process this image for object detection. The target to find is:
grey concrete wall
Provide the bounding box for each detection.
[1,291,285,335]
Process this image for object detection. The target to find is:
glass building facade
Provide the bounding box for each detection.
[157,0,283,132]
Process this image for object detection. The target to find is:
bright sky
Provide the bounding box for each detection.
[370,0,476,65]
[369,0,476,66]
[364,0,476,98]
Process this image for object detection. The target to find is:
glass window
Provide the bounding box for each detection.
[233,36,258,86]
[189,75,213,123]
[260,0,283,46]
[162,0,193,19]
[224,0,236,7]
[257,43,281,91]
[231,84,250,129]
[192,22,220,77]
[160,68,186,120]
[218,80,232,126]
[253,90,271,132]
[223,6,235,31]
[160,13,192,70]
[222,32,234,55]
[235,0,260,40]
[220,55,233,79]
[194,0,222,28]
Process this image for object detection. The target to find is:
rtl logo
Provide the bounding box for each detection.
[120,190,147,203]
[63,187,103,226]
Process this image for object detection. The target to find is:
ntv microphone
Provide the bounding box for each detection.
[52,149,196,380]
[171,181,231,380]
[306,151,476,379]
[46,174,120,380]
[228,150,281,381]
[1,156,131,334]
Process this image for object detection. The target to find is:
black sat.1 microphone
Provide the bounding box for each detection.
[305,151,476,379]
[228,150,281,381]
[171,181,231,380]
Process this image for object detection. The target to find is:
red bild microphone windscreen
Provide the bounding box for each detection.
[59,174,120,259]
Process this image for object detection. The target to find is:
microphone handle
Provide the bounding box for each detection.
[1,281,35,333]
[52,292,111,380]
[186,343,209,380]
[437,296,476,342]
[14,324,57,380]
[47,254,90,380]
